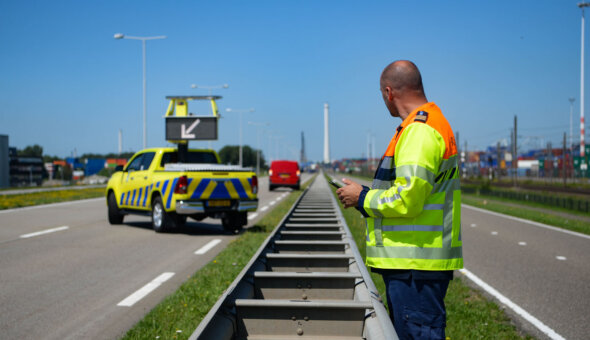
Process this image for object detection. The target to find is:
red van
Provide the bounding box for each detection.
[268,160,300,191]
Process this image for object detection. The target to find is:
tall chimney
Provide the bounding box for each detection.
[118,129,122,155]
[323,103,330,164]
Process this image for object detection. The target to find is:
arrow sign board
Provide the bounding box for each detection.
[165,116,218,141]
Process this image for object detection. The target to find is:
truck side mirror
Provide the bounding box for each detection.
[115,165,124,172]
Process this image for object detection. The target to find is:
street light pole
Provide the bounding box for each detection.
[579,3,590,158]
[114,33,166,149]
[248,121,270,175]
[225,108,255,167]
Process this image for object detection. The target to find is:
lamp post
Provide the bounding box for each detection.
[570,97,576,152]
[225,108,255,167]
[114,33,166,149]
[578,3,590,158]
[191,83,229,96]
[248,121,270,175]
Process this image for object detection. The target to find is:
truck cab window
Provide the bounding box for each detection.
[126,155,144,172]
[140,152,155,171]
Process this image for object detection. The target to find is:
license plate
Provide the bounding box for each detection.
[207,200,231,207]
[280,174,290,178]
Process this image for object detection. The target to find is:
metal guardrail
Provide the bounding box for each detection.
[189,174,397,339]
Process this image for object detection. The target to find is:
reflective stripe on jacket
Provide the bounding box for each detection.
[359,102,463,271]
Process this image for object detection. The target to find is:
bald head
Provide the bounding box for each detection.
[380,60,425,96]
[379,60,428,119]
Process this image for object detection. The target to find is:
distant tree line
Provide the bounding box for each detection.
[14,144,267,180]
[218,145,267,170]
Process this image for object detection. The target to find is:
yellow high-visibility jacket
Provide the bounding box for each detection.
[358,102,463,271]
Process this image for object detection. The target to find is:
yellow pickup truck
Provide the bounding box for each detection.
[105,147,258,233]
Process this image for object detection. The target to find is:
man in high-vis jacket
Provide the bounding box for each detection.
[336,60,462,340]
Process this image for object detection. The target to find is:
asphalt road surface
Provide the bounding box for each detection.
[338,175,590,340]
[0,174,313,340]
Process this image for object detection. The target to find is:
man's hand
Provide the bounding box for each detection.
[336,178,363,209]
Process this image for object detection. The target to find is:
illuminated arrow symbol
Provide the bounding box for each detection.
[181,119,200,139]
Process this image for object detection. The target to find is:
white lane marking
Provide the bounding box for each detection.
[491,231,498,236]
[247,213,258,220]
[260,206,269,212]
[276,196,283,201]
[20,226,69,238]
[518,242,527,246]
[463,204,590,240]
[470,223,477,227]
[556,256,567,261]
[460,268,565,340]
[194,239,222,255]
[269,200,277,206]
[117,272,175,307]
[0,197,103,214]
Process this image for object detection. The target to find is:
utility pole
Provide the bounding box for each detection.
[513,115,518,186]
[496,141,501,180]
[579,3,589,157]
[569,97,576,152]
[547,142,553,182]
[563,132,567,186]
[464,140,468,178]
[300,131,307,164]
[455,131,460,176]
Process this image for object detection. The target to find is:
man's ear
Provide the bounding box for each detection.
[385,86,394,102]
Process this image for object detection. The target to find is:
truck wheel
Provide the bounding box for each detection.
[269,184,274,191]
[107,192,124,224]
[152,196,176,233]
[222,212,246,234]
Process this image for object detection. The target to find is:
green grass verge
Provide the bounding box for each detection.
[121,179,314,340]
[336,172,590,235]
[326,176,533,339]
[462,194,590,236]
[0,188,105,210]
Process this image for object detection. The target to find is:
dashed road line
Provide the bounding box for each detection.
[117,272,175,307]
[269,200,277,206]
[518,242,527,246]
[555,256,567,261]
[463,204,590,240]
[470,223,477,227]
[20,226,69,239]
[491,231,498,236]
[260,206,269,212]
[0,198,103,214]
[194,239,222,255]
[460,268,565,340]
[248,213,259,220]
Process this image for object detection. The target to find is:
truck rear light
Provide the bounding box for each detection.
[296,170,301,176]
[174,175,188,194]
[252,175,258,194]
[269,169,273,176]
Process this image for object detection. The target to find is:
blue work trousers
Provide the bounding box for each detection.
[382,274,450,340]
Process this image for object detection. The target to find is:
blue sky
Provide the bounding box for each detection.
[0,0,586,161]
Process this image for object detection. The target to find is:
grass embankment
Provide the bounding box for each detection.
[339,172,590,235]
[462,194,590,236]
[121,180,312,340]
[0,188,104,210]
[328,178,533,339]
